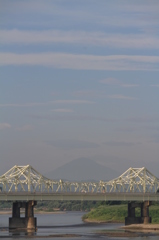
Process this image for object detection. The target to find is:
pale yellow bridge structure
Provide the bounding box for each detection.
[0,165,159,230]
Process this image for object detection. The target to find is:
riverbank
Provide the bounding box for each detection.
[96,229,159,238]
[0,210,65,215]
[96,223,159,238]
[82,204,159,224]
[122,223,159,231]
[35,211,65,214]
[0,211,11,215]
[82,204,127,223]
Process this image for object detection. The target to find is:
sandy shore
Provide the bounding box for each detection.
[96,230,139,238]
[96,224,159,238]
[84,218,159,236]
[35,211,65,214]
[0,210,65,215]
[0,211,11,215]
[83,218,122,223]
[122,223,159,231]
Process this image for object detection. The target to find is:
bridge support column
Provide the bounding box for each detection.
[141,201,152,224]
[9,201,37,230]
[125,201,151,225]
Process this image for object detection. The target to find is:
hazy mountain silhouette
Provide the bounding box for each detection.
[45,157,119,181]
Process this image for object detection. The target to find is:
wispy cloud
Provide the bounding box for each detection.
[1,30,159,49]
[0,100,94,108]
[16,125,33,131]
[150,135,159,144]
[107,95,138,100]
[100,78,119,85]
[73,90,99,98]
[0,52,159,71]
[0,123,11,130]
[100,78,139,87]
[127,116,159,123]
[116,126,138,132]
[103,141,140,147]
[150,84,159,87]
[1,1,159,31]
[53,100,94,104]
[122,84,139,88]
[0,102,47,107]
[30,114,116,122]
[51,108,73,113]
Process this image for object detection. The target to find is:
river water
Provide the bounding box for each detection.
[0,212,159,239]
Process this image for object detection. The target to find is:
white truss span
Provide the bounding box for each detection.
[0,165,159,194]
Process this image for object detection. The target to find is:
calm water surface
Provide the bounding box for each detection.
[0,212,159,240]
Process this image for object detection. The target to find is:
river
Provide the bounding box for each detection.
[0,212,159,239]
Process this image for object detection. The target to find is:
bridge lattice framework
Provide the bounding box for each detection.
[0,165,159,194]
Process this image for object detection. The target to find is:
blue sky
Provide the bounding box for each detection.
[0,0,159,176]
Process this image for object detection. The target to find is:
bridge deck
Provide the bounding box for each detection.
[0,192,159,201]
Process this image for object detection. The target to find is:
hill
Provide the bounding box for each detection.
[45,157,118,181]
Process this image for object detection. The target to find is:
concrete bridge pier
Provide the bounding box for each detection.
[9,201,37,230]
[141,201,152,224]
[125,201,151,225]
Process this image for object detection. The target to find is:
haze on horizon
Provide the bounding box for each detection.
[0,0,159,177]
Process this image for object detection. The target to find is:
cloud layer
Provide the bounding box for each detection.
[1,30,159,49]
[0,123,11,130]
[1,52,159,71]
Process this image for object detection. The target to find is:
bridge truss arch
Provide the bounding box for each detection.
[0,165,159,194]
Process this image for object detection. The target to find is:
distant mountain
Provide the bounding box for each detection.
[45,157,119,181]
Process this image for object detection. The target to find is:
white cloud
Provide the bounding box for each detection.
[0,123,11,130]
[0,52,159,71]
[1,30,159,49]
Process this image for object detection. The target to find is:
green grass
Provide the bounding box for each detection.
[150,206,159,223]
[82,204,159,223]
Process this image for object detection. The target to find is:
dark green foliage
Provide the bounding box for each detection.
[0,201,12,210]
[82,204,159,223]
[0,201,12,209]
[0,199,126,211]
[82,205,127,222]
[150,205,159,223]
[36,200,100,211]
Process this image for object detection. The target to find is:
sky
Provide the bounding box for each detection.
[0,0,159,177]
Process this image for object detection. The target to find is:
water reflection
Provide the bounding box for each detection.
[9,228,36,237]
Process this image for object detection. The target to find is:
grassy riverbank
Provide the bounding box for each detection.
[82,204,159,223]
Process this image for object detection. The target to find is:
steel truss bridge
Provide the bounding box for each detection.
[1,165,158,229]
[0,165,159,201]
